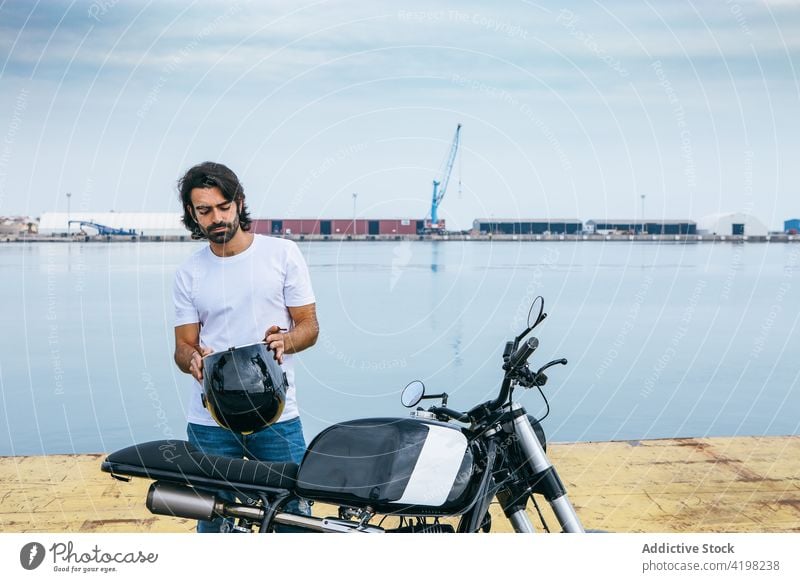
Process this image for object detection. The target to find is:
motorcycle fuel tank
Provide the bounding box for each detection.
[296,418,477,515]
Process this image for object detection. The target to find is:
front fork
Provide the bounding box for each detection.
[502,403,584,533]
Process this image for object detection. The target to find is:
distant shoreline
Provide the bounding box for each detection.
[3,233,799,244]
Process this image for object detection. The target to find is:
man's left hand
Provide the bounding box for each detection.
[265,325,286,363]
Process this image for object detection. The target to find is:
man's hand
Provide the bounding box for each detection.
[265,325,286,363]
[264,304,318,365]
[188,345,214,382]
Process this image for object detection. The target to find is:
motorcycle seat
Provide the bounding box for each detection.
[101,440,298,492]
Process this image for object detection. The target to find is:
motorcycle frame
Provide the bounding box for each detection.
[127,394,584,533]
[191,398,584,533]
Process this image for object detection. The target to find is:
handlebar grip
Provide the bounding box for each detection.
[430,406,471,423]
[506,337,539,370]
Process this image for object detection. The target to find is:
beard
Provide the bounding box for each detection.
[201,213,240,244]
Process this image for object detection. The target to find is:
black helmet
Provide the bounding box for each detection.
[202,342,287,434]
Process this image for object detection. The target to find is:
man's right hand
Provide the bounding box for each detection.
[189,346,214,382]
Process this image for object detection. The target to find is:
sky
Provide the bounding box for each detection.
[0,0,798,230]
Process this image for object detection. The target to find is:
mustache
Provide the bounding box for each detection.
[208,222,230,230]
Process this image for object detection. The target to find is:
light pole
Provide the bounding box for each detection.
[66,192,72,235]
[640,193,646,235]
[352,192,358,236]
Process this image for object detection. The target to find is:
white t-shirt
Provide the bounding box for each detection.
[173,234,316,426]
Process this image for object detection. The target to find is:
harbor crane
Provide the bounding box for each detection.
[68,220,137,237]
[424,123,461,233]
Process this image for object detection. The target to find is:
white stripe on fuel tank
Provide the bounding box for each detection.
[396,424,468,506]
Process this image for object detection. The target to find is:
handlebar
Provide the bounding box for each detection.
[414,333,566,425]
[505,337,539,371]
[428,406,471,423]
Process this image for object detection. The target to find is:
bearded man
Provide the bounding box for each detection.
[173,161,318,532]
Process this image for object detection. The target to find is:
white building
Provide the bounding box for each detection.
[38,212,185,237]
[697,213,769,237]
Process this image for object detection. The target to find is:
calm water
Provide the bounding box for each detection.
[1,240,798,455]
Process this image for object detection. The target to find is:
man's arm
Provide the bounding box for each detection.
[265,303,319,363]
[174,323,212,381]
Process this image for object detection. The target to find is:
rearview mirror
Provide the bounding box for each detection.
[401,380,425,408]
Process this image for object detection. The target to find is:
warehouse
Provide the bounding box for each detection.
[251,218,426,236]
[697,213,768,237]
[585,219,696,235]
[38,212,185,237]
[472,219,582,235]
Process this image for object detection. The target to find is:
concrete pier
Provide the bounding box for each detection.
[2,436,798,533]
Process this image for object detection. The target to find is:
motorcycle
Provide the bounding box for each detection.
[101,297,584,533]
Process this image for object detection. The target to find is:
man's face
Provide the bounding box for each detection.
[189,186,241,244]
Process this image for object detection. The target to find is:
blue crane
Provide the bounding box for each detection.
[427,123,462,232]
[68,220,137,236]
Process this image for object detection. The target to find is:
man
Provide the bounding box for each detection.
[173,161,319,532]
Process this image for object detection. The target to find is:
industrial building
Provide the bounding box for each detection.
[38,212,185,237]
[251,218,432,237]
[36,213,439,238]
[472,219,583,235]
[585,219,696,235]
[697,213,768,237]
[24,211,785,241]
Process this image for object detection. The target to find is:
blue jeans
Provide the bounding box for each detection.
[187,417,309,533]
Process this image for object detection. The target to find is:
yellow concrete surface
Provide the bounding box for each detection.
[1,436,798,533]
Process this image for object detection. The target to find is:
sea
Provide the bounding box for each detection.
[1,240,798,455]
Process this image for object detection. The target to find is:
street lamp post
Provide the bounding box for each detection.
[352,192,358,236]
[640,194,646,235]
[66,192,72,236]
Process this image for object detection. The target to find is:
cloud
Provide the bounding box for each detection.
[1,0,798,224]
[3,0,797,90]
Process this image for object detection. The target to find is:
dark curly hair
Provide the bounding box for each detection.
[178,161,252,239]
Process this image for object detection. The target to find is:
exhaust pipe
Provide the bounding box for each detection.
[147,482,222,521]
[146,482,383,532]
[272,512,384,533]
[147,482,264,522]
